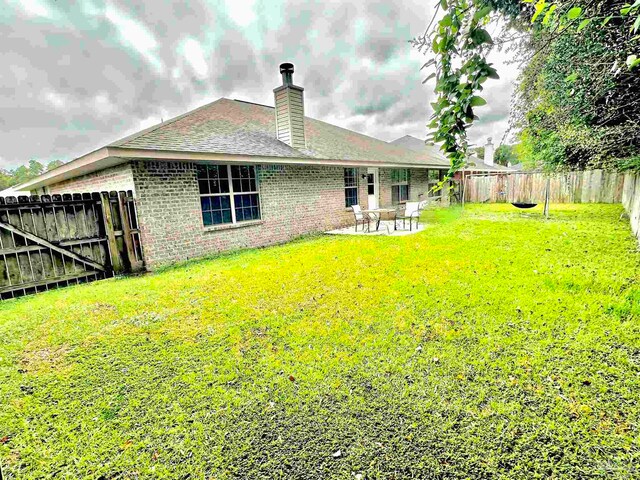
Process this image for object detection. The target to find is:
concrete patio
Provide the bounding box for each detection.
[326,220,425,236]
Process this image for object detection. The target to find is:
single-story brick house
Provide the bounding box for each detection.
[19,64,449,268]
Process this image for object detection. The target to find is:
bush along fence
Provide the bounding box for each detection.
[0,191,144,300]
[464,170,624,204]
[622,173,640,245]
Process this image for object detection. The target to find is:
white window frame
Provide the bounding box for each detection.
[391,168,409,204]
[344,168,359,207]
[198,164,261,226]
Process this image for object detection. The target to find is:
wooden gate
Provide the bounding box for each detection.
[0,191,143,300]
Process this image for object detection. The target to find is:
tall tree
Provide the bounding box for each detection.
[515,0,640,170]
[0,159,64,191]
[0,170,13,191]
[414,0,640,178]
[46,160,65,171]
[495,144,519,166]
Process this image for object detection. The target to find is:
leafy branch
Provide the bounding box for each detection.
[411,0,498,188]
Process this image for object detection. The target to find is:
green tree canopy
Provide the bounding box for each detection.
[474,144,520,166]
[0,159,65,192]
[495,144,520,166]
[514,0,640,171]
[415,0,640,176]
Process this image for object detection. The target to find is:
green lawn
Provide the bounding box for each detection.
[1,204,639,479]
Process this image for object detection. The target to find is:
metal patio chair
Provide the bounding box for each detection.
[395,201,421,231]
[352,205,371,232]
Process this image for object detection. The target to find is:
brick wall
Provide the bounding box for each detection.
[379,169,393,207]
[379,168,434,206]
[357,168,369,210]
[41,162,447,269]
[131,161,373,268]
[47,163,135,195]
[409,169,430,200]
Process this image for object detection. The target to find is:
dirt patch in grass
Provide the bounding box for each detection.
[20,345,72,374]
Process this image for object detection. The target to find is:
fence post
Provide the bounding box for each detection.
[118,191,143,272]
[100,192,124,274]
[461,172,466,209]
[544,176,550,219]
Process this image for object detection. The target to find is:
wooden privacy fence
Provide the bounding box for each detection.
[0,191,143,300]
[465,170,625,204]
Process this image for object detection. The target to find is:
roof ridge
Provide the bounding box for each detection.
[233,99,415,152]
[233,99,273,108]
[109,98,228,148]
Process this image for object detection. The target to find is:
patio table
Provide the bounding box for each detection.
[362,208,397,231]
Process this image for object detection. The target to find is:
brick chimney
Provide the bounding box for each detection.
[484,137,495,166]
[273,63,306,149]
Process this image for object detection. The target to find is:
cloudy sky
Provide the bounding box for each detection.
[0,0,519,169]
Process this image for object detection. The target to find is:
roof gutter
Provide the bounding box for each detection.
[19,147,448,190]
[113,148,447,168]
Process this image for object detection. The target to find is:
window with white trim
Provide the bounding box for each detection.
[391,169,409,204]
[197,164,260,226]
[344,168,359,207]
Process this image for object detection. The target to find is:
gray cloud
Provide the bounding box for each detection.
[0,0,515,168]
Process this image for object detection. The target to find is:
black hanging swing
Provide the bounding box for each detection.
[512,176,551,217]
[463,171,550,218]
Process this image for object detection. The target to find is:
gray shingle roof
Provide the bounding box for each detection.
[389,135,449,167]
[390,135,515,171]
[110,99,445,167]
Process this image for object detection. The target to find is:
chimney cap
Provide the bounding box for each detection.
[279,62,295,87]
[280,62,294,73]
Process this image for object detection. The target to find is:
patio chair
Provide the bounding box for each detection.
[417,193,442,209]
[352,205,371,232]
[395,201,421,231]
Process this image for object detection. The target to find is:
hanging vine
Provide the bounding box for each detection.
[411,1,500,184]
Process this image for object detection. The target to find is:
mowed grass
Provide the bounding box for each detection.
[1,204,639,479]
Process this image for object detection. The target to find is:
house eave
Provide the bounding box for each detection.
[17,147,120,191]
[18,147,448,190]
